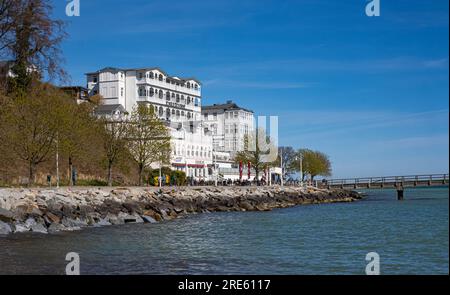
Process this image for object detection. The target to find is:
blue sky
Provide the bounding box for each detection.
[52,0,449,178]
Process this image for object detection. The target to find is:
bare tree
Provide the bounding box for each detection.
[235,128,277,182]
[0,0,67,93]
[0,0,15,52]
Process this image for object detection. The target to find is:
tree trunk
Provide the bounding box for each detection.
[138,163,144,186]
[107,160,113,187]
[28,161,35,186]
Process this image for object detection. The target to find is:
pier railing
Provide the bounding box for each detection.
[319,174,449,189]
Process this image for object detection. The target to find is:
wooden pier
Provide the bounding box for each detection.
[318,174,449,200]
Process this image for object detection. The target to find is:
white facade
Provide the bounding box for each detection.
[87,67,212,180]
[202,100,255,155]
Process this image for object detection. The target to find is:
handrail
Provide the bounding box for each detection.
[323,174,449,185]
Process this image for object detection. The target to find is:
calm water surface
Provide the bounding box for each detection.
[0,187,448,274]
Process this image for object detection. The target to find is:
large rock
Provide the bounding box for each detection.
[0,208,14,222]
[141,215,157,223]
[13,222,30,233]
[48,223,65,234]
[118,212,144,223]
[95,218,112,227]
[0,220,12,235]
[45,212,61,224]
[31,223,48,234]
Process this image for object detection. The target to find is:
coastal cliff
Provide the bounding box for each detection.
[0,186,361,235]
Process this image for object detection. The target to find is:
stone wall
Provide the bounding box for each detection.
[0,186,361,235]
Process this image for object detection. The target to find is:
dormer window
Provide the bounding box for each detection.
[158,74,163,81]
[150,72,154,79]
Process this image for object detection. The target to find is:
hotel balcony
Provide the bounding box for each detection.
[136,77,201,97]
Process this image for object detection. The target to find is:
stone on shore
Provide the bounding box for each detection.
[0,186,361,236]
[0,221,12,235]
[0,208,14,222]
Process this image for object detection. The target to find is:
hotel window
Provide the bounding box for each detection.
[111,87,117,97]
[139,73,143,79]
[159,91,163,99]
[176,94,180,102]
[149,88,154,97]
[213,113,217,120]
[181,95,184,102]
[150,72,154,79]
[158,74,163,81]
[120,88,124,97]
[187,97,191,104]
[194,98,199,107]
[93,76,97,83]
[234,111,238,118]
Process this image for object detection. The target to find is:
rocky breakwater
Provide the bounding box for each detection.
[0,186,361,235]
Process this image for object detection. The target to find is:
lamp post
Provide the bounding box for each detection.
[297,154,303,187]
[56,132,60,189]
[280,148,284,187]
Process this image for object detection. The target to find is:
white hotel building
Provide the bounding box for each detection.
[86,67,213,180]
[202,100,254,155]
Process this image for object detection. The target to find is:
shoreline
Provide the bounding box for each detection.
[0,186,362,236]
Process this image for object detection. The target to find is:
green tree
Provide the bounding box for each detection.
[0,83,69,184]
[101,118,129,186]
[292,149,332,182]
[58,102,101,186]
[126,104,171,186]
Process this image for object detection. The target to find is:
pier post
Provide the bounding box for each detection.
[397,187,404,201]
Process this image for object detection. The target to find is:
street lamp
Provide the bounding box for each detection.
[297,154,303,187]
